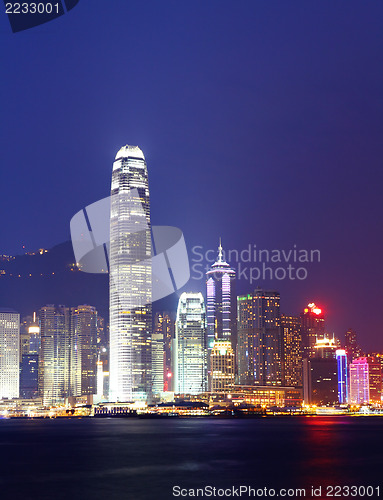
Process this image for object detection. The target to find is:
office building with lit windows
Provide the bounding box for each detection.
[39,305,71,406]
[211,341,235,391]
[174,292,207,395]
[0,309,20,399]
[237,290,282,386]
[206,240,237,362]
[72,305,98,398]
[39,304,98,406]
[153,312,175,392]
[300,303,325,358]
[109,145,152,402]
[281,314,302,387]
[349,357,382,404]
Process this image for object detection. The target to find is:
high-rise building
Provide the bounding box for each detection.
[281,314,302,387]
[20,354,39,399]
[28,313,40,355]
[349,357,382,405]
[152,312,175,394]
[211,341,235,391]
[0,309,20,399]
[300,303,325,358]
[173,292,207,395]
[109,145,152,402]
[39,305,71,406]
[72,305,98,398]
[20,315,33,356]
[39,304,98,406]
[336,349,348,404]
[345,329,363,362]
[206,241,237,368]
[151,329,164,397]
[237,290,282,386]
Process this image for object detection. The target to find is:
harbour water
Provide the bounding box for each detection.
[1,416,382,499]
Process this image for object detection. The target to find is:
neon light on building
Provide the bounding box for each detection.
[336,349,348,403]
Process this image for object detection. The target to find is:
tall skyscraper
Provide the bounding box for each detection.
[151,328,164,397]
[28,312,40,355]
[300,302,325,358]
[109,145,152,402]
[152,312,175,393]
[39,305,71,406]
[39,304,98,406]
[336,349,348,404]
[237,290,282,386]
[211,341,235,391]
[72,305,98,398]
[206,240,237,361]
[173,292,207,395]
[0,309,20,399]
[281,314,302,387]
[349,357,382,405]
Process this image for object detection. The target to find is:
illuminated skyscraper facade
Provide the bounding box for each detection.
[336,349,348,404]
[39,305,98,406]
[349,357,382,404]
[174,293,207,395]
[237,290,282,386]
[39,305,71,406]
[109,145,152,402]
[211,341,235,391]
[281,314,302,387]
[151,329,164,396]
[206,241,237,359]
[0,309,20,399]
[300,303,325,358]
[72,305,98,397]
[153,312,175,393]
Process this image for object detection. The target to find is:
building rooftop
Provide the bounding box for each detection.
[114,145,145,161]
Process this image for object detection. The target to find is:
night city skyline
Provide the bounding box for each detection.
[1,2,382,352]
[1,3,383,499]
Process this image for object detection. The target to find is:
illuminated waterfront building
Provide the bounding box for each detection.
[336,349,348,404]
[0,308,20,399]
[300,303,325,358]
[281,314,302,387]
[206,241,237,367]
[109,145,152,403]
[174,292,207,394]
[211,341,235,391]
[349,357,382,405]
[237,290,282,386]
[39,305,98,406]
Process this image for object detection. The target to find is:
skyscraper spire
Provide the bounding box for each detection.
[218,237,223,263]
